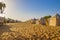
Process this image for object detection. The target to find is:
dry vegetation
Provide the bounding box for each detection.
[0,23,60,40]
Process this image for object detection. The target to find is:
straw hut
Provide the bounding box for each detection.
[49,14,60,26]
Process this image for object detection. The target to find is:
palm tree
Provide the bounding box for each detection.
[0,2,6,13]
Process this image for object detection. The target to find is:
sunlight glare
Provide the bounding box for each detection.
[0,14,5,17]
[0,0,2,2]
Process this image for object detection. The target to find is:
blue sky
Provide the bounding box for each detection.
[2,0,60,21]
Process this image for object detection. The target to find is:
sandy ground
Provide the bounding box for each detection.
[0,23,60,40]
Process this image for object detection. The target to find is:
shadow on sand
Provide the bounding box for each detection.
[0,25,11,35]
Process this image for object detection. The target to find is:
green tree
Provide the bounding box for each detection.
[0,2,6,24]
[0,2,6,13]
[43,15,51,25]
[44,15,51,19]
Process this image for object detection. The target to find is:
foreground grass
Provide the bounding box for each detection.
[0,23,60,40]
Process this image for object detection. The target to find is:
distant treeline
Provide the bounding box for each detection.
[4,18,21,23]
[4,15,51,23]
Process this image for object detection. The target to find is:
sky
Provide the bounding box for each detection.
[0,0,60,21]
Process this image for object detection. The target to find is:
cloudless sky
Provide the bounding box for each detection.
[0,0,60,21]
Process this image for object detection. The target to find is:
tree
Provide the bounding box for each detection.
[44,15,51,19]
[0,2,6,25]
[43,15,51,25]
[0,2,6,13]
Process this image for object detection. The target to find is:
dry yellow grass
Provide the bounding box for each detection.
[0,23,60,40]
